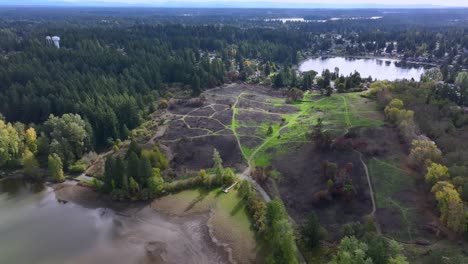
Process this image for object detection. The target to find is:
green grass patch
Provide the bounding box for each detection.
[216,189,252,230]
[368,157,421,241]
[233,92,384,167]
[369,157,414,208]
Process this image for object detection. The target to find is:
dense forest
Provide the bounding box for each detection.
[1,7,468,264]
[0,24,307,149]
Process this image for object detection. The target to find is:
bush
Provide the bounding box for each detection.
[158,99,169,109]
[69,162,87,173]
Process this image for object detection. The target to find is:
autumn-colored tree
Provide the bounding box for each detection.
[409,140,442,170]
[425,162,450,185]
[25,127,37,154]
[431,181,466,233]
[0,120,21,166]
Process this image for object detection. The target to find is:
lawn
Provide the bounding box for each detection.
[238,92,384,167]
[152,187,262,263]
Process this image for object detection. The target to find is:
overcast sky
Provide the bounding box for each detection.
[59,0,468,7]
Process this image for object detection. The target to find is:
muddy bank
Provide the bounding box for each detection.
[55,183,263,264]
[152,189,262,264]
[0,178,232,264]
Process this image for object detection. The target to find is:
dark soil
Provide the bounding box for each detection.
[185,116,226,132]
[239,136,263,149]
[211,110,233,126]
[169,135,244,173]
[272,143,372,236]
[189,107,216,117]
[161,120,208,140]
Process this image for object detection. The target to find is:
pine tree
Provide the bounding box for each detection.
[114,157,127,191]
[127,152,140,182]
[104,156,115,192]
[138,156,153,188]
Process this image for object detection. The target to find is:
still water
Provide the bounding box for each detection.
[299,56,426,81]
[0,178,227,264]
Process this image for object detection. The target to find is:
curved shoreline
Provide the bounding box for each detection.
[298,54,438,71]
[207,209,237,264]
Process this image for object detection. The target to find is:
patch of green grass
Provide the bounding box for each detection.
[217,189,252,230]
[368,157,421,241]
[234,92,384,167]
[242,146,254,159]
[369,157,414,208]
[314,94,383,133]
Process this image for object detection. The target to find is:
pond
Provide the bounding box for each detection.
[0,178,229,264]
[298,56,426,81]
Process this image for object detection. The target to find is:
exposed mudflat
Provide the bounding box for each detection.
[0,179,233,264]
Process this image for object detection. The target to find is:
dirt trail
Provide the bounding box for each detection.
[354,150,381,234]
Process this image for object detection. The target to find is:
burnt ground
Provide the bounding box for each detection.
[158,83,299,175]
[352,126,442,243]
[157,84,442,243]
[272,144,372,235]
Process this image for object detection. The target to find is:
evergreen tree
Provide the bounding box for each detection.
[191,75,201,96]
[126,141,142,158]
[138,156,153,188]
[302,212,323,249]
[104,156,115,192]
[127,152,140,182]
[114,157,127,191]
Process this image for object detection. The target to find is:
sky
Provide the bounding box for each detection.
[4,0,468,7]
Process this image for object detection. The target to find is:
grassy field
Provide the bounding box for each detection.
[368,156,420,241]
[152,187,261,263]
[234,92,384,167]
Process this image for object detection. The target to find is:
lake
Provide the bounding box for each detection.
[0,178,228,264]
[299,56,426,81]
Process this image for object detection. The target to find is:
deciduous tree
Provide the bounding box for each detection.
[48,153,64,182]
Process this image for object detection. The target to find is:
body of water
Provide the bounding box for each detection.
[0,178,227,264]
[299,56,426,81]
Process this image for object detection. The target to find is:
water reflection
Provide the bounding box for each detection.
[299,56,426,81]
[0,178,228,264]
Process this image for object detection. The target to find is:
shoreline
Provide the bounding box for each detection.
[298,54,438,70]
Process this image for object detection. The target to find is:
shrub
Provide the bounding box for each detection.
[69,162,87,173]
[158,99,169,109]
